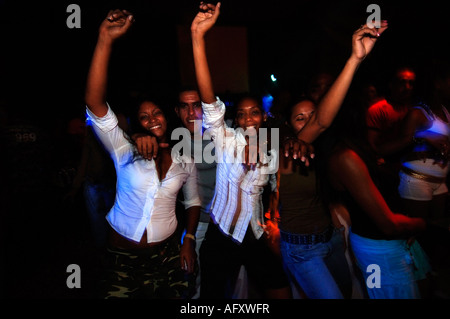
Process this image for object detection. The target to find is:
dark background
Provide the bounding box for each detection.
[1,0,448,119]
[0,0,449,300]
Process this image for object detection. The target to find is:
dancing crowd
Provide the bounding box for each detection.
[4,2,448,300]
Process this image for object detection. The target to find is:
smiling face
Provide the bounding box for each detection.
[235,97,266,133]
[175,90,203,135]
[289,100,316,135]
[138,101,168,142]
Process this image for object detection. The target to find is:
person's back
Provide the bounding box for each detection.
[330,143,390,241]
[327,138,427,299]
[325,88,427,298]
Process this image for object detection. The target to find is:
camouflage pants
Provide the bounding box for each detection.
[98,234,197,299]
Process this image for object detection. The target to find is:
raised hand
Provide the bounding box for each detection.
[191,2,221,36]
[351,20,388,61]
[85,9,135,116]
[298,20,387,144]
[132,133,170,160]
[282,137,315,167]
[99,9,135,43]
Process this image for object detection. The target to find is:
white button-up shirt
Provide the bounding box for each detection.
[86,104,201,243]
[202,98,278,243]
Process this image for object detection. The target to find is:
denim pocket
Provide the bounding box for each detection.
[282,240,329,263]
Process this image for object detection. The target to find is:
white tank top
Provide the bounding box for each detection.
[404,104,450,178]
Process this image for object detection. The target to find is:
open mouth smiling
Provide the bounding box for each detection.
[149,124,162,130]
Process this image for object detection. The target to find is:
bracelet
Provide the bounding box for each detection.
[184,233,196,241]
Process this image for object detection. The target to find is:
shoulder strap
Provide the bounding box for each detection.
[441,105,450,122]
[413,102,435,121]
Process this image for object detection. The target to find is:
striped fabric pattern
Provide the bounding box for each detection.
[202,98,277,243]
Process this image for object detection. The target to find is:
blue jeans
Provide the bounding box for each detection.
[83,180,115,248]
[349,229,421,299]
[280,227,352,299]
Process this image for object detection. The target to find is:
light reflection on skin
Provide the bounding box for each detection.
[175,90,203,136]
[138,101,169,143]
[289,100,316,135]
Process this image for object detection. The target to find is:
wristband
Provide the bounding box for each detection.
[184,233,196,241]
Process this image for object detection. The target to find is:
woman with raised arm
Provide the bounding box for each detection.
[191,2,387,299]
[85,9,201,299]
[293,20,427,299]
[271,21,389,299]
[315,56,429,299]
[274,98,353,299]
[191,2,291,299]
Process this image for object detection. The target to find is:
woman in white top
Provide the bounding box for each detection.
[85,9,201,299]
[398,103,450,213]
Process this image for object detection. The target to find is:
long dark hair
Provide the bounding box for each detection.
[124,92,178,161]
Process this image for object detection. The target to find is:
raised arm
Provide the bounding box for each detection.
[85,9,134,117]
[298,21,388,143]
[191,2,221,104]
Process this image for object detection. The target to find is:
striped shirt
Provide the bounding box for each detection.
[202,98,278,243]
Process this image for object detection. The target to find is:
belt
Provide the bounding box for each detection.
[108,228,176,251]
[401,166,446,184]
[280,226,334,245]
